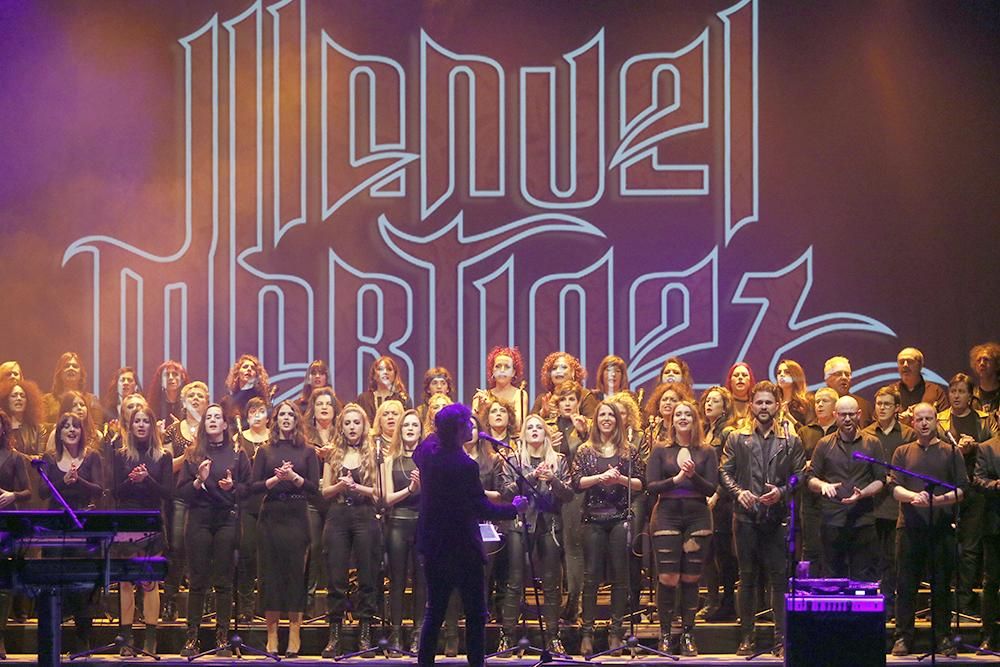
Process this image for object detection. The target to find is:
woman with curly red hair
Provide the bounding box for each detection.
[472,346,529,429]
[531,351,598,419]
[222,354,272,425]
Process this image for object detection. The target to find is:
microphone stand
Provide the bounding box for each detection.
[337,438,416,659]
[188,429,279,664]
[586,435,675,661]
[486,439,587,666]
[855,452,958,667]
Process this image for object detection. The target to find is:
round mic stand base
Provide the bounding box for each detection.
[336,635,417,660]
[186,632,282,662]
[585,634,678,661]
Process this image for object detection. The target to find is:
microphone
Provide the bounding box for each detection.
[788,474,799,488]
[478,432,514,451]
[945,431,959,447]
[30,458,47,471]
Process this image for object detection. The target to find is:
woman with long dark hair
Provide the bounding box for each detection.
[177,404,252,657]
[235,396,270,623]
[40,412,104,650]
[303,387,339,611]
[101,366,142,424]
[355,356,411,422]
[41,352,101,425]
[382,409,424,655]
[696,386,739,622]
[320,403,379,657]
[775,359,813,427]
[146,360,189,425]
[113,405,172,656]
[570,401,644,656]
[0,411,31,658]
[295,360,338,415]
[724,361,756,424]
[251,400,319,657]
[646,400,717,656]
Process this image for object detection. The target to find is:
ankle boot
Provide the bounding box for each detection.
[180,626,200,657]
[387,626,403,657]
[143,625,158,656]
[161,598,177,623]
[119,625,135,657]
[322,622,342,658]
[409,622,422,654]
[579,627,593,656]
[357,620,372,654]
[608,627,623,656]
[215,627,232,657]
[679,628,698,657]
[496,626,514,655]
[444,629,459,657]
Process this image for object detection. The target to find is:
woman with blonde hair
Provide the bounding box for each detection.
[498,414,574,655]
[645,400,717,656]
[320,403,379,657]
[113,404,172,656]
[381,409,424,654]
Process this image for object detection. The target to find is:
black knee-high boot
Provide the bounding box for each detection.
[656,583,676,652]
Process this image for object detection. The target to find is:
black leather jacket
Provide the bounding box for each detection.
[719,423,806,525]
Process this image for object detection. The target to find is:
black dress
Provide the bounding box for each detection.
[250,439,320,612]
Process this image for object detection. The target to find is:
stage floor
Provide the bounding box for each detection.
[1,655,999,665]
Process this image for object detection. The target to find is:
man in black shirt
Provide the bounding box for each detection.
[970,342,1000,414]
[893,347,948,418]
[938,372,997,615]
[797,388,839,575]
[862,386,914,618]
[974,433,1000,652]
[720,381,806,658]
[890,403,968,657]
[808,396,885,580]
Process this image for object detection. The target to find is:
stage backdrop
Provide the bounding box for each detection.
[1,0,997,402]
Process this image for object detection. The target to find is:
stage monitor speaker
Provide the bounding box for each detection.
[785,595,885,667]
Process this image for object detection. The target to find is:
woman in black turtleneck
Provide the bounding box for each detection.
[0,411,30,658]
[251,400,319,657]
[113,405,172,656]
[40,412,104,650]
[177,404,252,658]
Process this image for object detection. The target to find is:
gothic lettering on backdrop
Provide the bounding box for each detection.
[62,0,931,400]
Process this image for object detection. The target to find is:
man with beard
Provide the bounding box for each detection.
[822,356,872,426]
[970,342,1000,414]
[720,381,806,658]
[890,403,967,657]
[807,396,885,580]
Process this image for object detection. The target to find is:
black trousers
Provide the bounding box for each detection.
[957,490,985,612]
[419,557,487,667]
[323,503,377,622]
[799,501,823,577]
[387,515,425,628]
[820,523,878,581]
[237,509,258,616]
[582,519,628,633]
[503,521,563,636]
[163,499,188,601]
[734,520,787,637]
[702,498,738,605]
[895,525,956,644]
[185,505,238,631]
[875,518,897,613]
[982,532,1000,640]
